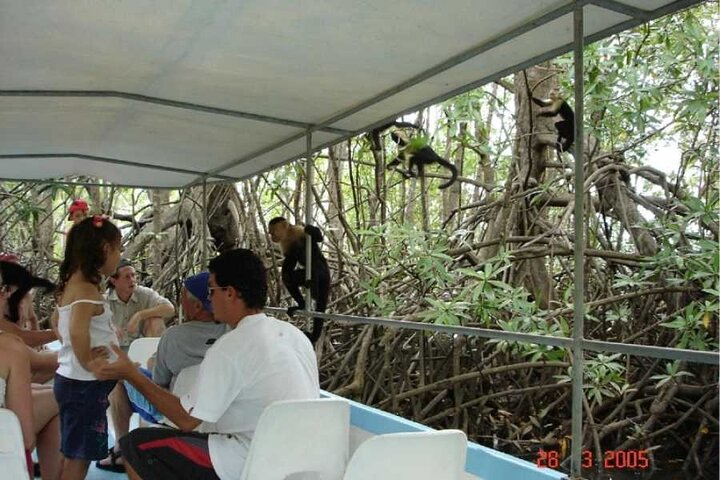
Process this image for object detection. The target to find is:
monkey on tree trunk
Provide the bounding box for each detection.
[268,217,330,344]
[531,88,575,153]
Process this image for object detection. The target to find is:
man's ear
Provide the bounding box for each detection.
[192,300,203,316]
[227,286,241,301]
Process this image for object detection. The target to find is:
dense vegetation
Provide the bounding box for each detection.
[0,4,716,477]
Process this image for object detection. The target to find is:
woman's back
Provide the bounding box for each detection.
[56,293,117,381]
[0,332,34,447]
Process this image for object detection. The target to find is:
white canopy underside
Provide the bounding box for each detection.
[0,0,702,188]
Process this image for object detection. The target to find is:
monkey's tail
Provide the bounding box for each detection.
[304,317,323,345]
[438,160,458,189]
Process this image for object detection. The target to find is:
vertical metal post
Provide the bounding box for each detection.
[304,130,314,329]
[201,176,208,268]
[571,3,586,479]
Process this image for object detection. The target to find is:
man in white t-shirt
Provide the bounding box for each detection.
[95,249,319,480]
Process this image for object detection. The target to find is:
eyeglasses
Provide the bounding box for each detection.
[207,286,229,297]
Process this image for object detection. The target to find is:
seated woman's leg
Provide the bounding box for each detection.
[29,350,58,384]
[32,388,61,480]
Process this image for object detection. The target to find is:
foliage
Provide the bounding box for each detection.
[556,353,629,407]
[650,360,695,388]
[0,3,716,473]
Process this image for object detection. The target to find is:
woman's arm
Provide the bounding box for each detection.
[0,317,56,348]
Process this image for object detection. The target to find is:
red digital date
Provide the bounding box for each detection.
[535,449,649,469]
[603,450,649,469]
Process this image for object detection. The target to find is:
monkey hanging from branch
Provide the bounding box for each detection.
[385,129,459,189]
[367,120,423,152]
[268,217,330,345]
[531,88,575,154]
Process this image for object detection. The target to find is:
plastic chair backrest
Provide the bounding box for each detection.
[240,399,350,480]
[127,337,160,368]
[342,430,468,480]
[172,364,200,396]
[0,408,29,478]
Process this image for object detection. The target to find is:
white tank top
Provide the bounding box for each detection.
[56,299,118,381]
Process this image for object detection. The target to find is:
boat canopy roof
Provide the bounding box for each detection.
[0,0,701,188]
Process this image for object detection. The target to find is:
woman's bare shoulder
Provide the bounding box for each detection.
[59,281,103,306]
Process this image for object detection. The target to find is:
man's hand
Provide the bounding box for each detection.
[287,305,303,316]
[93,344,140,381]
[87,346,111,377]
[90,346,111,361]
[126,311,144,334]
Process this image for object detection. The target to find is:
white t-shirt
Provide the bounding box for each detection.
[180,313,319,480]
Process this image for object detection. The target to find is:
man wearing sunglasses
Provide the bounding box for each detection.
[97,271,227,473]
[95,248,319,480]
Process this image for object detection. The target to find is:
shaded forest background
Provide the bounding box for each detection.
[0,4,717,478]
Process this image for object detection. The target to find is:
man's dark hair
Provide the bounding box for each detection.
[268,216,287,226]
[208,249,267,309]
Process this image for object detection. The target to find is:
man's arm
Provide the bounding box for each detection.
[97,345,201,432]
[127,301,175,335]
[138,302,175,322]
[124,367,202,432]
[151,334,172,388]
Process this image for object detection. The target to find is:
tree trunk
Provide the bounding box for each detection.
[479,65,556,308]
[207,184,242,253]
[151,190,169,279]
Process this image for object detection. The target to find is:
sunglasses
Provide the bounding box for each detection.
[207,286,228,297]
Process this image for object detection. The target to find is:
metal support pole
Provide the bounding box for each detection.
[571,3,586,479]
[304,130,314,330]
[201,176,208,268]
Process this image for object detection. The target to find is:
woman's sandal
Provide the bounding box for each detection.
[96,449,126,473]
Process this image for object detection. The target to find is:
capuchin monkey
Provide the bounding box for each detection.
[531,89,575,153]
[386,130,459,189]
[268,217,330,344]
[368,121,422,151]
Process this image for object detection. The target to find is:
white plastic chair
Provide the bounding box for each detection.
[171,364,200,396]
[126,337,161,429]
[0,408,29,479]
[240,399,350,480]
[127,337,160,368]
[342,430,467,480]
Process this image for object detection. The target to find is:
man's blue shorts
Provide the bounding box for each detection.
[126,367,165,424]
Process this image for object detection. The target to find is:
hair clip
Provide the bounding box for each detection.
[0,252,19,263]
[92,214,107,228]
